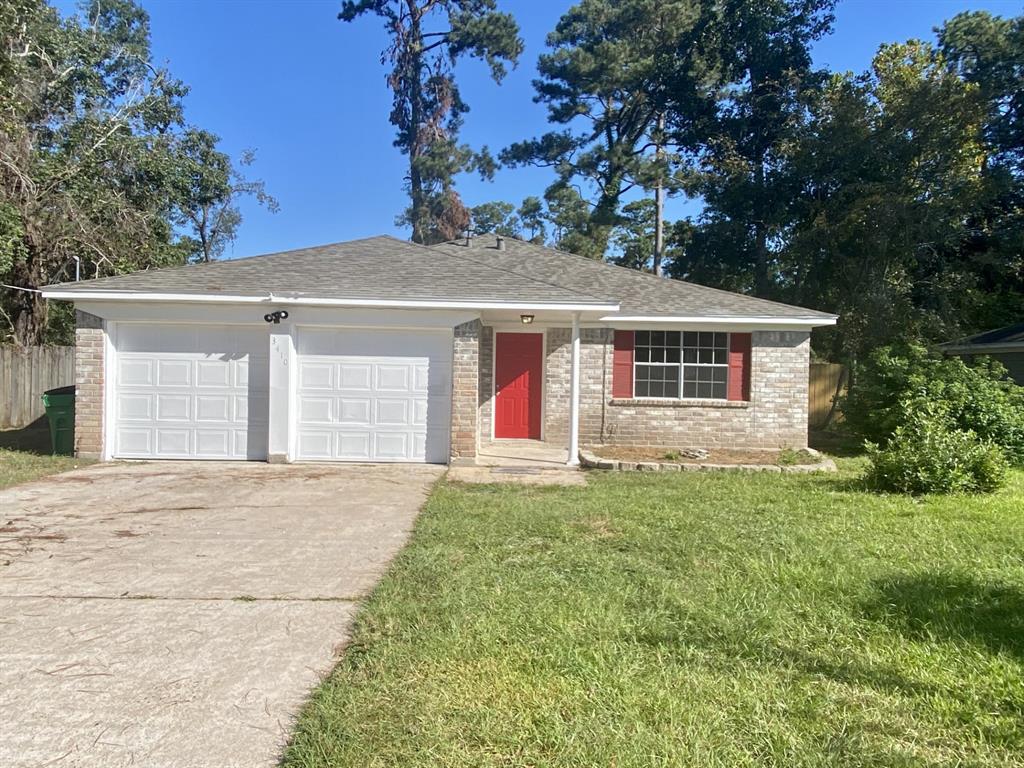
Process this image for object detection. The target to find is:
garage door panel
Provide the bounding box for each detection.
[113,324,269,460]
[117,428,152,455]
[156,394,191,421]
[376,364,412,392]
[375,398,410,425]
[339,363,372,389]
[297,431,333,459]
[196,394,231,422]
[155,429,190,456]
[196,430,230,457]
[373,432,410,460]
[338,398,370,424]
[119,359,154,386]
[299,362,333,389]
[117,394,152,420]
[337,432,371,460]
[295,329,451,463]
[196,360,231,387]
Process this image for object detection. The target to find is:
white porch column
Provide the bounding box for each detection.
[567,311,581,466]
[267,321,295,463]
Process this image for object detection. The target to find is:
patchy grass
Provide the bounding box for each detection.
[283,459,1024,768]
[0,448,93,490]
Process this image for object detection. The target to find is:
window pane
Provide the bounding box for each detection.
[665,379,680,398]
[636,380,650,397]
[635,346,649,362]
[683,381,697,398]
[714,348,727,365]
[666,347,680,363]
[666,331,681,347]
[711,382,727,399]
[652,330,665,346]
[683,331,698,347]
[636,331,650,346]
[713,367,727,384]
[698,332,714,347]
[697,382,714,398]
[698,348,713,364]
[683,348,697,363]
[714,332,728,348]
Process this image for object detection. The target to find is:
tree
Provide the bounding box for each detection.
[340,0,522,244]
[469,200,518,236]
[0,0,274,345]
[169,130,279,263]
[788,41,991,363]
[502,0,705,259]
[667,0,836,296]
[610,199,656,270]
[517,196,546,243]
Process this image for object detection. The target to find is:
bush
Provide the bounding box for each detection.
[843,344,1024,464]
[865,401,1009,495]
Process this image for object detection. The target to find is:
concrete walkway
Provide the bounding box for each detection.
[0,461,442,768]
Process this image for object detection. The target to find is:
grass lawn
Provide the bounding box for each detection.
[0,448,93,490]
[284,460,1024,767]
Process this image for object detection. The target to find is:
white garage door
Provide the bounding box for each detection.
[113,324,269,460]
[295,328,452,463]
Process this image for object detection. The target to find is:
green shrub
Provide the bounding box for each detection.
[865,402,1009,495]
[843,344,1024,464]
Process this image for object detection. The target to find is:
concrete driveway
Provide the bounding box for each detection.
[0,461,443,768]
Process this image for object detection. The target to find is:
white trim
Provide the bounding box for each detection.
[602,315,836,328]
[102,321,117,461]
[286,324,297,462]
[44,289,618,313]
[567,312,581,466]
[492,328,547,442]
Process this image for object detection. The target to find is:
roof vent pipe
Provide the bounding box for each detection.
[496,235,505,251]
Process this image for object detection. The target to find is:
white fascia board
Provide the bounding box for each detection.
[600,314,838,329]
[42,290,618,313]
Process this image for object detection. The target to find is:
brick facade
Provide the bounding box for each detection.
[74,310,104,459]
[481,326,810,452]
[450,319,481,462]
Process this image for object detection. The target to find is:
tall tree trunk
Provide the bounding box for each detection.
[407,2,427,244]
[653,113,665,277]
[10,243,47,347]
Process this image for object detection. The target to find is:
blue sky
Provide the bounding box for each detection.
[59,0,1022,258]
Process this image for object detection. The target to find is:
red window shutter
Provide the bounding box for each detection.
[728,333,752,401]
[612,330,634,398]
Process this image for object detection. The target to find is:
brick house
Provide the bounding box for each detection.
[43,235,836,465]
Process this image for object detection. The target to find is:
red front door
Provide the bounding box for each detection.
[494,332,543,439]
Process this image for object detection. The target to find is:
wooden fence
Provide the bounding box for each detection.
[0,346,75,429]
[809,361,847,429]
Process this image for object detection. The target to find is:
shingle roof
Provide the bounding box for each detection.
[45,233,836,321]
[940,322,1024,348]
[45,235,615,307]
[432,236,836,320]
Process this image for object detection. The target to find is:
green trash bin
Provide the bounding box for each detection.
[42,385,76,456]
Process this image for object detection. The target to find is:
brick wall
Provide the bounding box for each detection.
[451,319,481,461]
[537,327,810,451]
[74,310,104,459]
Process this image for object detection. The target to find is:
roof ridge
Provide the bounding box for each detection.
[440,235,836,318]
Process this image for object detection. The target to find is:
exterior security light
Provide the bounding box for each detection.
[264,310,289,324]
[520,314,535,325]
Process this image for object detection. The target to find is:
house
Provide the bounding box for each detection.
[41,235,837,465]
[938,323,1024,385]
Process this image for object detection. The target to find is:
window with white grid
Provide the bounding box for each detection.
[634,331,729,400]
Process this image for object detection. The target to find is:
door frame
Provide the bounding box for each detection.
[491,327,546,441]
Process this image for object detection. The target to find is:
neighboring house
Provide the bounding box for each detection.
[42,235,836,465]
[938,323,1024,385]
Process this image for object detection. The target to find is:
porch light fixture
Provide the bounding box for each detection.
[520,314,535,325]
